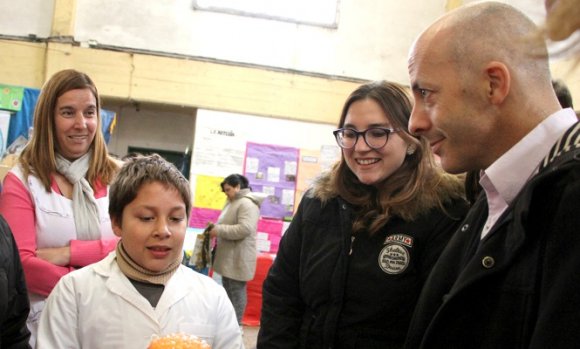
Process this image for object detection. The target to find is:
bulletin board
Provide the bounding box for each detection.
[188,174,227,228]
[189,109,341,233]
[244,142,299,219]
[295,148,321,210]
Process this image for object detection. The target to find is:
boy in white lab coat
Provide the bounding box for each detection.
[36,154,243,349]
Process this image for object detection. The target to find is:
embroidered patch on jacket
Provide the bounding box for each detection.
[384,234,414,247]
[379,234,412,274]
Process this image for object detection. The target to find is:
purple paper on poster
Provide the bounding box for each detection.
[244,142,298,219]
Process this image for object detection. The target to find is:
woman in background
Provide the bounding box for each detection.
[258,81,468,348]
[0,69,121,346]
[209,173,265,327]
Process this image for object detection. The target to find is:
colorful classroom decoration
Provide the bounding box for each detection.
[244,142,299,220]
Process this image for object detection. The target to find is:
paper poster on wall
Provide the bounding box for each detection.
[0,111,11,157]
[267,167,280,182]
[245,142,298,219]
[281,189,295,205]
[320,144,341,171]
[256,218,284,254]
[194,174,227,210]
[282,220,291,236]
[284,160,297,181]
[191,123,246,176]
[245,157,259,173]
[189,207,222,229]
[294,148,321,211]
[0,85,24,111]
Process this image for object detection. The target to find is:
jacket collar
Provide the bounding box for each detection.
[539,121,580,171]
[446,121,580,297]
[94,253,193,321]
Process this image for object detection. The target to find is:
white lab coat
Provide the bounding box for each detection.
[36,252,243,349]
[11,166,117,348]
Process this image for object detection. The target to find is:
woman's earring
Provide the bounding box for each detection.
[406,144,417,155]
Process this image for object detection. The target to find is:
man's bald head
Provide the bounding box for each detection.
[410,2,553,106]
[407,1,562,173]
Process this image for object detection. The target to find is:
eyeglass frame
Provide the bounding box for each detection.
[333,127,401,150]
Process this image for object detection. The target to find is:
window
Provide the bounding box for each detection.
[193,0,340,28]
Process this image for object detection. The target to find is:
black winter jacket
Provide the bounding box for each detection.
[258,181,468,349]
[0,215,31,348]
[405,122,580,349]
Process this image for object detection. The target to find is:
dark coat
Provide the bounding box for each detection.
[258,176,468,349]
[405,122,580,349]
[0,215,31,348]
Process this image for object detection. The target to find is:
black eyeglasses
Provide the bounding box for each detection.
[333,127,400,149]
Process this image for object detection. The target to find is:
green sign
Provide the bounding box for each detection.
[0,85,24,112]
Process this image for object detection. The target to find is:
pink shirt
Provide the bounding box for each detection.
[479,108,578,239]
[0,170,118,297]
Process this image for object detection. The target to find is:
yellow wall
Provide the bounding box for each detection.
[1,0,577,126]
[0,39,363,125]
[446,0,463,11]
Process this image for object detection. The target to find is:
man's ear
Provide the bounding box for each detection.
[484,61,510,105]
[111,217,123,238]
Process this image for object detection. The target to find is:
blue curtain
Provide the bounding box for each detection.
[100,109,116,144]
[7,88,40,146]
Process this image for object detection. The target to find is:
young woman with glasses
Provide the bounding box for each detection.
[257,81,468,349]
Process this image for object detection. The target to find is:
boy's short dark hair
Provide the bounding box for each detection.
[108,153,191,224]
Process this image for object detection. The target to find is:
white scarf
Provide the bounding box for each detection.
[55,151,101,240]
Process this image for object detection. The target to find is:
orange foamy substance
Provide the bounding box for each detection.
[148,333,210,349]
